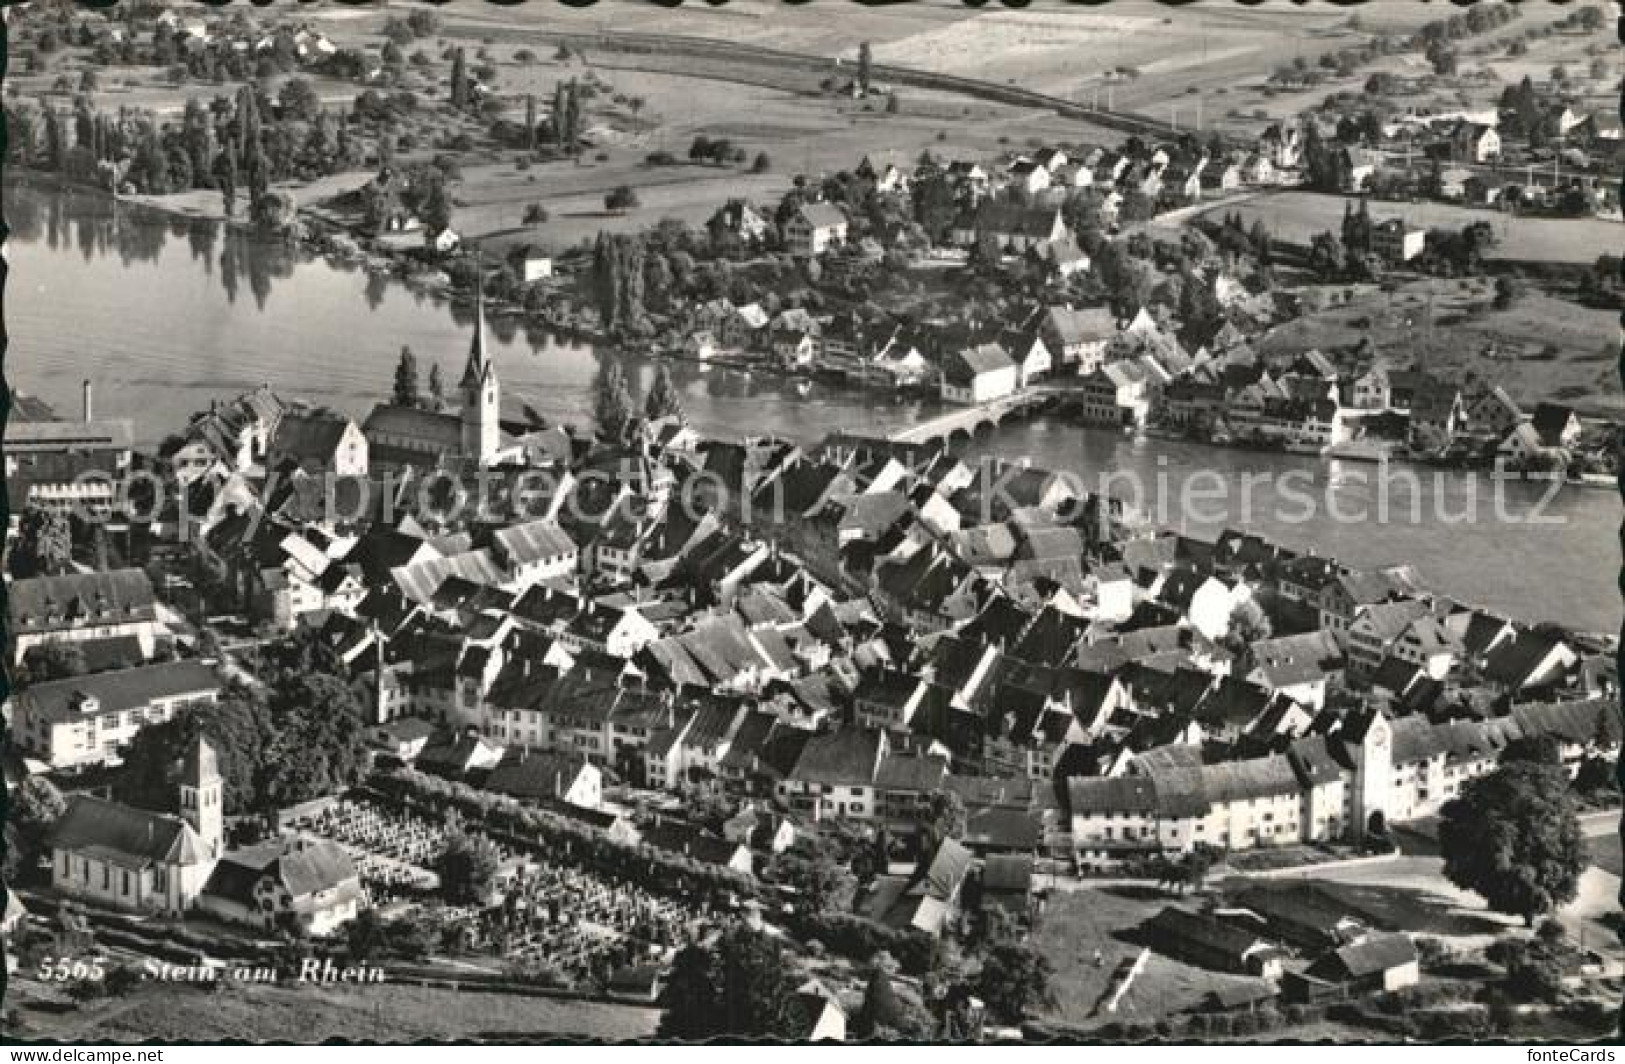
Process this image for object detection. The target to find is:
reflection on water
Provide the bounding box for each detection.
[4,180,1618,632]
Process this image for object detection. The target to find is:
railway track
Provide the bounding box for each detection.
[456,24,1245,151]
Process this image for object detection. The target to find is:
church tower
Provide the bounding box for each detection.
[460,279,501,467]
[178,735,224,859]
[1351,709,1392,843]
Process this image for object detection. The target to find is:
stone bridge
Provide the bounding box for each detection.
[888,387,1063,446]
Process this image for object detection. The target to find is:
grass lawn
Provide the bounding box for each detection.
[1587,831,1623,877]
[1202,190,1623,266]
[1033,886,1269,1030]
[7,977,660,1043]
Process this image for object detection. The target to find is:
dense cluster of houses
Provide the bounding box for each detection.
[9,290,1611,912]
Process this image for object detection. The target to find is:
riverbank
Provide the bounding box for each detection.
[9,179,1619,632]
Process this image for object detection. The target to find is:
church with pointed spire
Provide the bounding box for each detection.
[362,278,532,473]
[459,283,501,467]
[47,736,223,917]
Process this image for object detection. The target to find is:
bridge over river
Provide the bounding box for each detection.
[887,386,1070,445]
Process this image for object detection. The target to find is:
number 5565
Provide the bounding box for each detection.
[37,956,106,981]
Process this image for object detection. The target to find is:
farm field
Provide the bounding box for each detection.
[1200,190,1623,265]
[5,976,661,1043]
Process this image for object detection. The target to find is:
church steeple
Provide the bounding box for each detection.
[460,264,500,466]
[461,272,491,390]
[178,735,223,860]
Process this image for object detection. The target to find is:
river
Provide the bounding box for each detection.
[4,181,1619,633]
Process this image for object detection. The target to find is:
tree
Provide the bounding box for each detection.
[21,641,88,683]
[43,108,65,172]
[1486,934,1568,1003]
[1302,120,1337,193]
[10,507,74,578]
[915,170,960,243]
[1428,43,1458,77]
[428,363,446,411]
[552,79,582,150]
[117,690,274,815]
[657,928,809,1040]
[345,908,391,963]
[1309,231,1346,279]
[393,346,421,408]
[857,41,873,95]
[449,47,469,110]
[644,363,684,421]
[1500,732,1562,767]
[1341,198,1373,255]
[1227,597,1273,648]
[590,233,649,335]
[605,185,639,214]
[593,361,636,441]
[256,672,370,808]
[1438,759,1585,926]
[1492,275,1521,311]
[977,941,1056,1023]
[853,968,935,1040]
[406,9,442,37]
[769,846,855,914]
[434,819,501,905]
[5,775,67,879]
[920,790,967,852]
[751,151,772,174]
[251,189,299,234]
[1176,269,1224,348]
[421,177,452,236]
[278,78,319,122]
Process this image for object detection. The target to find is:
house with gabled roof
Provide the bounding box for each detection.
[940,343,1019,404]
[1143,906,1287,978]
[484,748,602,808]
[199,835,363,936]
[952,202,1069,252]
[777,726,888,821]
[1317,565,1424,634]
[1078,361,1153,428]
[1529,402,1582,449]
[269,410,369,477]
[1243,630,1344,709]
[1463,385,1525,440]
[1287,933,1419,1002]
[1006,157,1052,195]
[1040,306,1117,372]
[785,202,848,257]
[9,568,161,666]
[12,660,223,770]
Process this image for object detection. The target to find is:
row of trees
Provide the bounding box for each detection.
[1269,1,1522,91]
[10,82,345,232]
[392,346,449,411]
[592,361,684,441]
